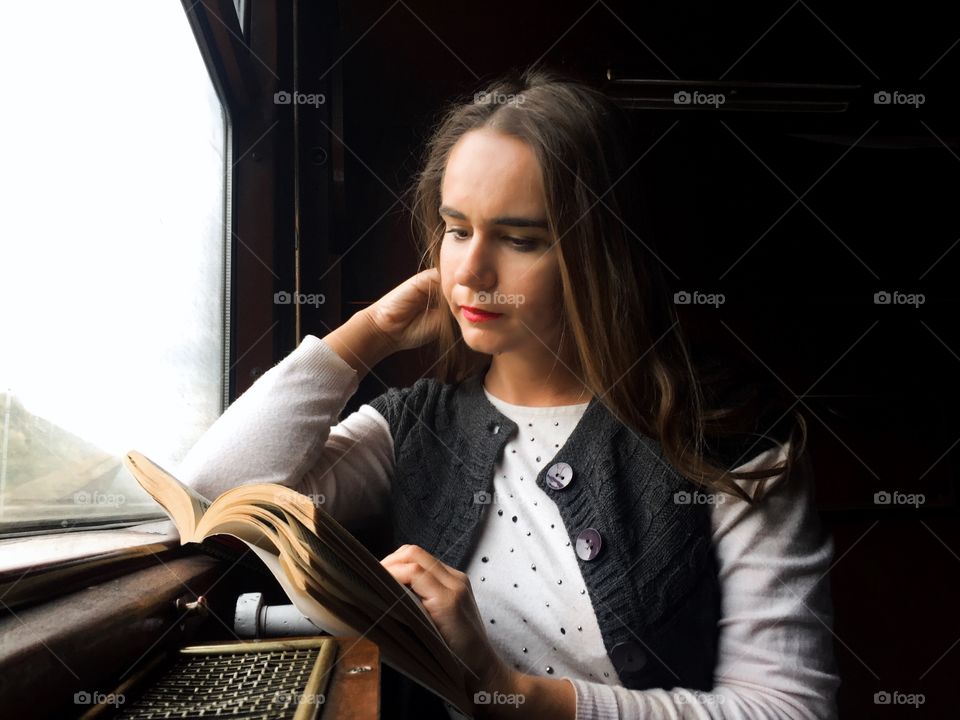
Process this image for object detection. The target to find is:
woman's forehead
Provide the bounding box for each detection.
[441,130,546,218]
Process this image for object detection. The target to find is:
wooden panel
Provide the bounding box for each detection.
[323,636,381,720]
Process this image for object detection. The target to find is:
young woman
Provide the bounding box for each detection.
[179,67,840,719]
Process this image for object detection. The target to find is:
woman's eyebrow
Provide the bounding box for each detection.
[439,205,548,229]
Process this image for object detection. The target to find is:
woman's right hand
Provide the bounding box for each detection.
[365,268,446,352]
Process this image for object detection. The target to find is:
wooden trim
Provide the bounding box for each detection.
[180,0,257,116]
[0,555,225,718]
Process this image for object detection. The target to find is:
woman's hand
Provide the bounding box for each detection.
[380,544,518,705]
[365,268,445,352]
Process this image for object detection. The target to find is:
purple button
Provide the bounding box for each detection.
[610,641,647,673]
[545,462,573,490]
[575,528,602,561]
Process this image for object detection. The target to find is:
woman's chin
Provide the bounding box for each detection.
[460,326,506,353]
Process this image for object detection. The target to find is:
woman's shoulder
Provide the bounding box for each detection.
[367,376,440,420]
[365,372,476,435]
[716,436,815,515]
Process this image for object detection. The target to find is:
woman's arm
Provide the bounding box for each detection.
[553,444,841,720]
[175,311,397,527]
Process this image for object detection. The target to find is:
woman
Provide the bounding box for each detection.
[179,66,840,719]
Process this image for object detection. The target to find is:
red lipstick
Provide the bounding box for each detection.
[461,305,503,322]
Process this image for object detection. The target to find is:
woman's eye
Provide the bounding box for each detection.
[507,237,538,251]
[443,229,537,251]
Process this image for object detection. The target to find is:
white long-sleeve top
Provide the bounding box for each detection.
[177,335,841,719]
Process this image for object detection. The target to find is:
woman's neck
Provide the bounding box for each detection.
[483,354,591,407]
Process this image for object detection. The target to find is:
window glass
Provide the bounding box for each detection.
[0,1,228,534]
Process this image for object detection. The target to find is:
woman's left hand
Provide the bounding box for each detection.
[380,544,518,701]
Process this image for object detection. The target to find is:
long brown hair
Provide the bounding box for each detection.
[406,65,807,503]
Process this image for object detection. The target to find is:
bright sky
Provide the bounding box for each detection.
[0,1,226,465]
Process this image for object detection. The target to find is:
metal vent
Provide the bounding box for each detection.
[109,638,337,720]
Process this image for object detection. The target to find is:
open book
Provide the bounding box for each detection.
[123,450,475,718]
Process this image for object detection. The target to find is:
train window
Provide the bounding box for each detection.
[0,1,228,537]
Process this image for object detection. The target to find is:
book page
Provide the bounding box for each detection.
[279,507,453,656]
[123,451,212,539]
[232,523,472,716]
[226,483,449,644]
[245,542,359,637]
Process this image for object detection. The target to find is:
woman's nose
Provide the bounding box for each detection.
[453,233,496,290]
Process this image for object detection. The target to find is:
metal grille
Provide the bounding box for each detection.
[114,639,335,720]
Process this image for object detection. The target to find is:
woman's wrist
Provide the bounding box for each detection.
[321,309,395,381]
[470,666,525,718]
[472,670,576,719]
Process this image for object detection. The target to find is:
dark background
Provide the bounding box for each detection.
[216,1,960,716]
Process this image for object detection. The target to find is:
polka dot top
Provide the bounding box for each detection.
[459,387,621,685]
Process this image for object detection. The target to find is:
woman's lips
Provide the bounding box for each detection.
[461,305,503,322]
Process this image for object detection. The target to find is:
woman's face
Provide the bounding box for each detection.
[439,128,564,359]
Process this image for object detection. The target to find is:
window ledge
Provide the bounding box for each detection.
[0,520,183,610]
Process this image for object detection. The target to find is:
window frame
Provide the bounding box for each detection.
[0,0,313,594]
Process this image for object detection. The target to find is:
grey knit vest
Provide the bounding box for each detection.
[368,371,722,691]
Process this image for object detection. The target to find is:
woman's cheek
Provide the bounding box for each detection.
[519,284,558,332]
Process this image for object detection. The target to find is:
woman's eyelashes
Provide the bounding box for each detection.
[443,228,540,252]
[507,237,539,251]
